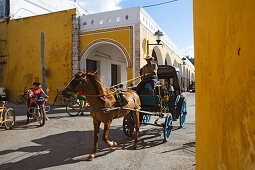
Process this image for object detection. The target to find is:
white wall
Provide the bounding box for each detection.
[80,44,127,88]
[9,0,87,19]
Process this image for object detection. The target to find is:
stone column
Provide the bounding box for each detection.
[134,23,141,85]
[72,15,80,76]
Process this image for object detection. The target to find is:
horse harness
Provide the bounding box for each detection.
[68,76,139,118]
[89,90,139,119]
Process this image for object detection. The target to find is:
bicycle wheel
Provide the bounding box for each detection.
[3,108,15,130]
[66,101,81,116]
[16,95,25,104]
[38,107,46,126]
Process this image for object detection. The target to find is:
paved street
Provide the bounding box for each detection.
[0,93,195,170]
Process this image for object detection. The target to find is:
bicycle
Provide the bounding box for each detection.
[0,101,15,130]
[66,99,89,116]
[16,89,28,104]
[52,89,76,106]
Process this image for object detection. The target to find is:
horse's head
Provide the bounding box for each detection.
[62,71,87,97]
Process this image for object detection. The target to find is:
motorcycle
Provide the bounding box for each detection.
[27,95,46,126]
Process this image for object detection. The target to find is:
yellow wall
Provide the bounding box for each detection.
[194,0,255,169]
[0,9,76,103]
[80,26,134,85]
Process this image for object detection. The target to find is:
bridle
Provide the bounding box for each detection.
[63,75,86,96]
[65,74,117,98]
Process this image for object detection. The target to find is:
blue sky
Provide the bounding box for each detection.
[77,0,194,57]
[120,0,193,51]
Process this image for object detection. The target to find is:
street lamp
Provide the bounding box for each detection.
[182,57,186,65]
[181,57,187,90]
[147,30,164,55]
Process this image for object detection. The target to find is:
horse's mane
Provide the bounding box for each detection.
[86,72,105,94]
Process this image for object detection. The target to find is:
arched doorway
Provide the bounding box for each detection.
[173,59,178,67]
[80,42,129,88]
[152,46,163,65]
[165,53,172,66]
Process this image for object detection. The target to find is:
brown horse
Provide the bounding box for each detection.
[62,71,141,160]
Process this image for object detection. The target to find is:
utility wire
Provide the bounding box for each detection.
[142,0,178,8]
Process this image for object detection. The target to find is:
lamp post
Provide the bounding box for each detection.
[181,57,186,90]
[147,30,164,56]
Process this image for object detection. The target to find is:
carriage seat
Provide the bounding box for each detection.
[139,95,160,106]
[140,80,160,95]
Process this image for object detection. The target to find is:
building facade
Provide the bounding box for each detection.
[0,6,194,103]
[0,9,76,103]
[77,7,195,89]
[6,0,86,19]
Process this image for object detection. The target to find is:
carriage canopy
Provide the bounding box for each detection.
[157,65,181,91]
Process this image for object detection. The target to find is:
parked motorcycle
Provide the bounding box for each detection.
[27,95,46,126]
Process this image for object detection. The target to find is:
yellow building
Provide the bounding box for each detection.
[194,0,255,169]
[0,9,76,103]
[0,7,194,103]
[79,7,195,89]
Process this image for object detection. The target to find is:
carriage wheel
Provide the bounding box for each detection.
[179,98,187,128]
[142,114,151,124]
[123,113,134,137]
[163,113,173,142]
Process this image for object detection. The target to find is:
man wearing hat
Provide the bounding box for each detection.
[136,55,158,95]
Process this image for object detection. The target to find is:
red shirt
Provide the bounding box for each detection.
[30,88,43,96]
[30,88,44,104]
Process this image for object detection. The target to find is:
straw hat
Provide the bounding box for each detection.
[144,55,153,60]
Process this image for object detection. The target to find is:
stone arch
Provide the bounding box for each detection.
[80,38,131,67]
[80,41,129,87]
[186,68,189,79]
[165,53,172,66]
[173,59,177,67]
[152,46,164,65]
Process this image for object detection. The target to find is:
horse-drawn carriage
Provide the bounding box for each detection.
[123,65,187,142]
[62,65,187,160]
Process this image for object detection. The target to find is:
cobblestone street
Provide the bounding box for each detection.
[0,93,195,170]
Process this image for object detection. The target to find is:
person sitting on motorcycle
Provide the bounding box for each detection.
[26,82,49,122]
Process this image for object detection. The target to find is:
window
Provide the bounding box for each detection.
[111,64,118,86]
[86,59,97,73]
[116,17,121,22]
[111,64,121,86]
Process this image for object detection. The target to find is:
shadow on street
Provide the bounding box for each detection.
[0,125,175,169]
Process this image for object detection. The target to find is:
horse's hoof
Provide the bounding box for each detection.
[132,144,137,149]
[87,154,95,161]
[112,141,118,147]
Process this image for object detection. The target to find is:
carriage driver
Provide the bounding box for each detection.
[136,55,158,95]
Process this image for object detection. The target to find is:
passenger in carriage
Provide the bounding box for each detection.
[136,55,158,95]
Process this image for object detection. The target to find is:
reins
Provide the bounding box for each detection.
[81,75,143,97]
[107,75,143,89]
[84,90,117,97]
